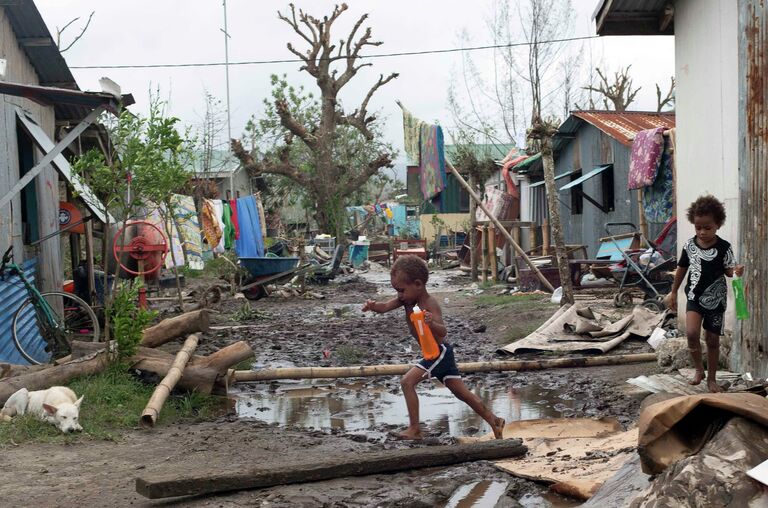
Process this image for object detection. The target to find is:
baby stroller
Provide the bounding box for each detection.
[607,218,677,311]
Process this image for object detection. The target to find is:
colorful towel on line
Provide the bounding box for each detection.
[401,104,424,166]
[643,136,675,224]
[171,194,204,270]
[628,127,665,190]
[212,200,226,254]
[229,199,240,240]
[222,201,235,250]
[201,199,222,249]
[235,195,265,258]
[419,124,447,200]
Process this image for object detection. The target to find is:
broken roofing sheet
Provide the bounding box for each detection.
[497,303,666,355]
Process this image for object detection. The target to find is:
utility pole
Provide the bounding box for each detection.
[222,0,234,198]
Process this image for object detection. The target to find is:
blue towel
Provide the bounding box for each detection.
[235,195,265,258]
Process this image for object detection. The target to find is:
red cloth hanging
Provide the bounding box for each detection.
[229,199,240,240]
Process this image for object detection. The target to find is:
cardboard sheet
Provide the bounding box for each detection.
[459,418,636,500]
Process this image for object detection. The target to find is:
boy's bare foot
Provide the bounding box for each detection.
[491,417,506,440]
[707,380,722,393]
[689,370,705,385]
[397,427,423,440]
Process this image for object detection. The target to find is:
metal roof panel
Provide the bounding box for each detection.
[0,258,47,364]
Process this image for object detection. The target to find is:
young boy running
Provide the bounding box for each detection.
[363,255,505,440]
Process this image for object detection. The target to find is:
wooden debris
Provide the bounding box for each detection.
[141,310,210,347]
[234,353,657,382]
[140,335,199,427]
[136,438,527,499]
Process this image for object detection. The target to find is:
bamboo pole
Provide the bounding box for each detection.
[140,335,199,428]
[542,219,550,256]
[233,353,657,382]
[489,224,497,282]
[481,224,489,283]
[469,173,478,282]
[447,161,555,292]
[528,226,537,255]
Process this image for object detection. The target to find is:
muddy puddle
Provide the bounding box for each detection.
[233,380,585,437]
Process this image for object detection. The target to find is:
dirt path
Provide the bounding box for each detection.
[0,270,656,507]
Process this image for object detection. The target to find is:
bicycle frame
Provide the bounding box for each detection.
[2,261,61,333]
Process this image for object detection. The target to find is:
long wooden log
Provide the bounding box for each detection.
[0,352,108,405]
[140,335,199,427]
[233,353,657,382]
[136,438,527,499]
[141,310,210,348]
[190,341,254,371]
[447,161,555,292]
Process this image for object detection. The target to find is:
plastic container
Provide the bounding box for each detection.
[409,305,440,360]
[733,276,749,320]
[348,240,370,268]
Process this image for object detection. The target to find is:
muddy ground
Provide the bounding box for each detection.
[0,267,658,507]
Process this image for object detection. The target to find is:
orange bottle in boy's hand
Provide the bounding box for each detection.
[410,305,440,360]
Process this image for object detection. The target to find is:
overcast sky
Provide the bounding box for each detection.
[36,0,674,172]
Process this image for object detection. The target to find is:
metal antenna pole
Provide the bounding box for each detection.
[222,0,234,198]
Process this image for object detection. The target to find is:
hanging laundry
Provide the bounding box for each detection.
[171,194,204,270]
[201,199,223,249]
[628,127,665,190]
[419,124,447,200]
[235,195,265,258]
[145,204,185,269]
[256,193,267,238]
[222,201,235,250]
[229,199,240,240]
[643,136,675,223]
[212,200,226,254]
[401,104,425,166]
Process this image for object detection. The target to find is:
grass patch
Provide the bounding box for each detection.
[233,359,254,371]
[0,365,218,446]
[495,322,543,346]
[335,345,364,366]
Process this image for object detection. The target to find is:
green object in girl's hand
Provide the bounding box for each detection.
[733,277,749,320]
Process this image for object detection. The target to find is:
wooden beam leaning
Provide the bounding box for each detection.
[233,353,657,382]
[136,439,527,499]
[446,161,555,292]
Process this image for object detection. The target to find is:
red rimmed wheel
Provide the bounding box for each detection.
[113,221,169,276]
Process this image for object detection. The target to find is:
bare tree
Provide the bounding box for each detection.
[56,12,95,53]
[656,77,676,112]
[232,3,397,238]
[583,65,641,111]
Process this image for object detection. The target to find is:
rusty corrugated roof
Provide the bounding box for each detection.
[570,110,676,146]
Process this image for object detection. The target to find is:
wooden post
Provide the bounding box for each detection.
[511,224,520,278]
[232,353,657,382]
[84,219,96,302]
[447,162,554,292]
[542,219,550,256]
[481,224,489,283]
[469,173,478,281]
[489,224,497,282]
[136,439,528,499]
[637,189,649,239]
[141,310,210,348]
[65,189,81,275]
[528,226,537,255]
[140,335,199,427]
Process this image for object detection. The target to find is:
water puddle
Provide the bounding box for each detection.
[518,492,583,508]
[441,480,508,507]
[233,380,584,436]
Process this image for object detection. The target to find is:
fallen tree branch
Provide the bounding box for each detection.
[141,310,210,347]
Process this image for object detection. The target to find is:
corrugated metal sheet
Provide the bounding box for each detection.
[0,258,47,365]
[567,111,676,147]
[736,0,768,377]
[594,0,673,36]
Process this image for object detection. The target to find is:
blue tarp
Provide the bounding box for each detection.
[234,195,265,258]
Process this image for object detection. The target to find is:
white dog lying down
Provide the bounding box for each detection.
[1,386,83,433]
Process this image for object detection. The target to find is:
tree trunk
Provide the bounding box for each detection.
[233,353,657,382]
[141,310,210,347]
[469,173,478,281]
[541,134,574,304]
[0,351,109,405]
[140,335,199,427]
[135,439,527,499]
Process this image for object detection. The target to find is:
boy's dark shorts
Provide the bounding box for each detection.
[686,300,725,336]
[415,343,461,383]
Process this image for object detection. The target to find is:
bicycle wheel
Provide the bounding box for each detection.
[12,291,100,365]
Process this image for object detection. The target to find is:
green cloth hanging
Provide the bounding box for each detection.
[222,201,235,250]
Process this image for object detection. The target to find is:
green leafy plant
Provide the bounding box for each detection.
[232,301,255,321]
[110,282,156,361]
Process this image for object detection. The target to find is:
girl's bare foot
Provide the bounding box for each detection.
[398,427,423,440]
[707,380,722,393]
[491,417,506,440]
[689,370,705,385]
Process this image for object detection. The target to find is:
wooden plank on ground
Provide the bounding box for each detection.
[135,439,527,499]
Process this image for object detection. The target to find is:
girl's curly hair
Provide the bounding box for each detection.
[391,255,429,284]
[686,195,726,226]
